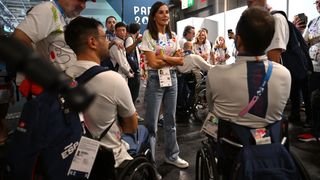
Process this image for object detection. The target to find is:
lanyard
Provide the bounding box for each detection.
[184,50,193,56]
[239,60,273,117]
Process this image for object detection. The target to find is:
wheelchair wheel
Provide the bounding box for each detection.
[117,156,157,180]
[290,150,311,180]
[195,140,219,180]
[193,88,209,122]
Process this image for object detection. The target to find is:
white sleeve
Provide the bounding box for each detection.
[125,36,134,48]
[16,2,60,43]
[266,13,289,52]
[114,74,136,117]
[191,54,214,71]
[140,30,156,52]
[110,45,131,76]
[179,38,187,49]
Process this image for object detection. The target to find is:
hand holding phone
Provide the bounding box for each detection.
[227,29,234,39]
[297,13,307,25]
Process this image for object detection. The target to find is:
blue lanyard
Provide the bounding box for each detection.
[54,0,66,18]
[239,60,273,116]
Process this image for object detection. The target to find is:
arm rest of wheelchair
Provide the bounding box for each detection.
[281,137,287,145]
[219,137,243,148]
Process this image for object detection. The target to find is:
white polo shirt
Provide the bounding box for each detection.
[266,13,289,52]
[66,61,136,167]
[16,1,76,71]
[206,55,291,128]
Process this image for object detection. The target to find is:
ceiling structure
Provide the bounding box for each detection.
[0,0,46,30]
[0,0,117,32]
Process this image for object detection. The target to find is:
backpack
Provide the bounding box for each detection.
[125,36,140,73]
[271,11,313,80]
[227,121,301,180]
[6,65,108,180]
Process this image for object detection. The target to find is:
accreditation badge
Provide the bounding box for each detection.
[158,67,172,87]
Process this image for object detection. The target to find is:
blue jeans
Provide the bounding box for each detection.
[144,70,179,163]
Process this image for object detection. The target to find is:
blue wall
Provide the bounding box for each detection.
[107,0,170,32]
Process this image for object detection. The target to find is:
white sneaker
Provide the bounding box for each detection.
[164,157,189,168]
[155,170,162,180]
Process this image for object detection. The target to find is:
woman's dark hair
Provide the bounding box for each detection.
[236,7,275,55]
[147,1,172,40]
[65,16,103,54]
[128,23,140,34]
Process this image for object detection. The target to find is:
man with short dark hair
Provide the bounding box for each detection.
[206,7,291,128]
[65,16,138,167]
[179,25,195,48]
[247,0,289,63]
[105,16,117,42]
[109,22,134,80]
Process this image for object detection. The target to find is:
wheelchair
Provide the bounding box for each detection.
[192,81,208,122]
[195,119,311,180]
[89,126,157,180]
[88,144,156,180]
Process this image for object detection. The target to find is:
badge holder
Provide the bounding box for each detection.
[201,112,219,140]
[67,136,100,178]
[158,67,172,87]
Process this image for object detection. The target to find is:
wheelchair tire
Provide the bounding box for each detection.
[193,88,209,122]
[195,140,219,180]
[117,156,156,180]
[290,150,311,180]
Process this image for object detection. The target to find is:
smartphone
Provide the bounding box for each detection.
[227,29,233,39]
[298,13,307,24]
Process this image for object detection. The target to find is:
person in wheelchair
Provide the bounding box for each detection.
[65,17,153,179]
[204,7,293,179]
[176,41,213,120]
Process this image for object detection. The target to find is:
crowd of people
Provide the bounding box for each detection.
[1,0,320,179]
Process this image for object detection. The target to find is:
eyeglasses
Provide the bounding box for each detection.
[94,35,107,40]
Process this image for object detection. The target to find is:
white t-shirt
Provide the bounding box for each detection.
[177,54,213,73]
[16,1,76,71]
[304,16,320,72]
[140,30,180,70]
[109,37,132,78]
[266,13,289,53]
[193,42,211,62]
[206,55,291,128]
[66,60,136,167]
[125,35,141,65]
[179,37,188,49]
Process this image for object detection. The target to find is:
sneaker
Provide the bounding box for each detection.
[298,133,319,142]
[158,118,164,127]
[165,157,189,169]
[137,115,144,122]
[303,122,312,128]
[155,170,162,180]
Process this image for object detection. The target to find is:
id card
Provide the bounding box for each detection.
[201,112,219,139]
[67,136,100,178]
[250,128,271,145]
[158,67,172,87]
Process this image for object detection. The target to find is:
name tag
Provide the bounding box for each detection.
[250,128,271,145]
[158,67,172,87]
[68,136,100,178]
[201,112,219,139]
